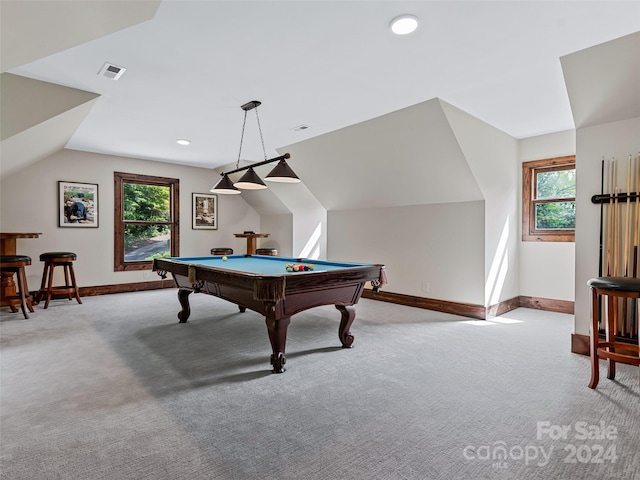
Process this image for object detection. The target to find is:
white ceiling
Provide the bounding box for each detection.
[5,1,640,170]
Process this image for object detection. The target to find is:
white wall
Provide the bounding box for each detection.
[328,201,485,305]
[440,100,519,306]
[518,130,576,301]
[0,148,261,289]
[574,117,640,335]
[259,214,292,256]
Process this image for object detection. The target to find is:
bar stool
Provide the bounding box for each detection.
[255,248,278,256]
[211,248,233,255]
[0,255,35,319]
[35,252,82,309]
[587,277,640,389]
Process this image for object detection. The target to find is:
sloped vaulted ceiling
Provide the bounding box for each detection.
[0,73,100,177]
[561,31,640,129]
[0,0,161,178]
[280,98,484,211]
[0,0,161,72]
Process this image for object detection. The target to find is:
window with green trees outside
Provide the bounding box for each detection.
[114,172,180,271]
[523,156,576,242]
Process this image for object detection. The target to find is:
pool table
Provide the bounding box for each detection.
[153,255,386,373]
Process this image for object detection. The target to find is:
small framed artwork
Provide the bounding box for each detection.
[192,193,218,229]
[58,181,99,227]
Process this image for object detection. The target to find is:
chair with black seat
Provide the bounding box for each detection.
[0,255,35,319]
[35,252,82,309]
[211,248,233,256]
[587,276,640,389]
[255,248,278,256]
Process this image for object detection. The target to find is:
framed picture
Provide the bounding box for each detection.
[58,181,99,227]
[192,193,218,229]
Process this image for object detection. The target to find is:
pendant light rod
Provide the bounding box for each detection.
[222,153,290,176]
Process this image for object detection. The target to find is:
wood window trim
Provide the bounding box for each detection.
[114,172,180,271]
[522,155,575,242]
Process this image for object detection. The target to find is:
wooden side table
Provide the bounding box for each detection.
[234,233,269,255]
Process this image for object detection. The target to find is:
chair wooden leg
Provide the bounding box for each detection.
[63,264,73,300]
[606,295,616,380]
[33,263,47,305]
[589,287,600,389]
[16,266,31,319]
[19,267,34,313]
[68,264,82,304]
[43,263,55,309]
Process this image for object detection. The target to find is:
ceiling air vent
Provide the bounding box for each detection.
[98,62,126,81]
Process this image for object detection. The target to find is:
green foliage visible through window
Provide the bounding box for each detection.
[534,167,576,230]
[123,184,170,221]
[536,169,576,200]
[114,172,179,271]
[535,202,575,229]
[523,156,575,242]
[123,183,171,260]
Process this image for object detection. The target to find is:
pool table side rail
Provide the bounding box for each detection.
[153,258,385,317]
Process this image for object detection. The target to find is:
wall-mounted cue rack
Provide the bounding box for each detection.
[592,192,640,204]
[592,154,640,343]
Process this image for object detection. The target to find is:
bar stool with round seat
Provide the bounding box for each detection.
[255,248,278,256]
[0,255,35,319]
[211,248,233,256]
[587,276,640,389]
[35,252,82,309]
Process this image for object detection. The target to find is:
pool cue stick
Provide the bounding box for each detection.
[621,156,632,335]
[633,155,640,337]
[624,155,632,276]
[631,157,640,277]
[632,156,640,277]
[598,157,605,277]
[613,160,621,335]
[603,159,616,334]
[606,159,615,276]
[614,175,620,277]
[595,158,606,324]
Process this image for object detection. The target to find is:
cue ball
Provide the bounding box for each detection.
[222,256,228,261]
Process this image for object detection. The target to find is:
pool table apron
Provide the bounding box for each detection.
[154,259,384,373]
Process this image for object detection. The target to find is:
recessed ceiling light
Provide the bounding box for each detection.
[390,14,419,35]
[176,139,191,145]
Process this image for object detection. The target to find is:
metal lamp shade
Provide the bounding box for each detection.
[265,159,301,183]
[233,167,267,190]
[210,174,241,194]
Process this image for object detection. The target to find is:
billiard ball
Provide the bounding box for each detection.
[222,256,228,261]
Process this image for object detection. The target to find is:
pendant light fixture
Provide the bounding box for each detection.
[210,100,300,194]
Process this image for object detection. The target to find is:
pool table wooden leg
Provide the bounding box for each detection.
[177,288,192,323]
[336,305,355,348]
[265,316,290,373]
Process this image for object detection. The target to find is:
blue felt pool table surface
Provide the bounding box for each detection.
[167,255,373,276]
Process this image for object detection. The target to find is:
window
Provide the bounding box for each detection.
[522,156,575,242]
[114,172,180,271]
